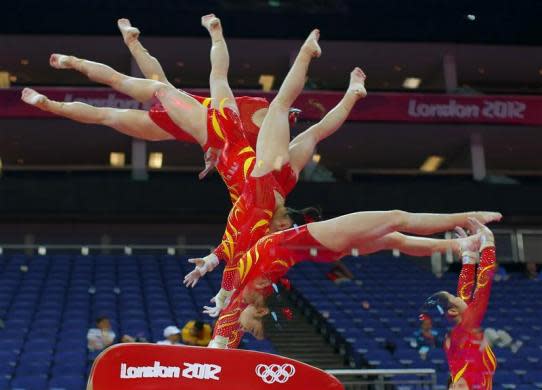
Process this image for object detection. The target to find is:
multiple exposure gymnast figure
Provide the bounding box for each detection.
[171,27,369,337]
[20,15,298,193]
[209,210,500,348]
[117,15,302,183]
[20,14,503,388]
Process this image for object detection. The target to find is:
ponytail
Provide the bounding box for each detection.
[286,206,323,227]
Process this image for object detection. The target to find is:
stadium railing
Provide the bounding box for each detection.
[326,368,437,389]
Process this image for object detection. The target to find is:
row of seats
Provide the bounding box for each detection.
[289,254,542,389]
[0,254,275,390]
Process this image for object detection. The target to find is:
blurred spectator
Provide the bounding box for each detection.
[526,262,541,280]
[87,316,116,352]
[410,316,440,359]
[493,264,510,282]
[157,325,182,345]
[326,262,354,284]
[484,328,523,353]
[181,320,212,347]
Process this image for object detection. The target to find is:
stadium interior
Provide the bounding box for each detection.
[0,1,541,389]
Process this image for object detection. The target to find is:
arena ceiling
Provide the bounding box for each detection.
[1,0,541,45]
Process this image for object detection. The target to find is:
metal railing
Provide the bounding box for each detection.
[1,228,539,261]
[0,244,214,256]
[326,369,437,390]
[0,228,540,263]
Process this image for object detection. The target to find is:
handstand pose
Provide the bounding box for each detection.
[422,219,497,389]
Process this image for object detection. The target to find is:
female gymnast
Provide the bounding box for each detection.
[20,15,295,200]
[150,28,502,349]
[168,29,367,325]
[208,211,501,348]
[116,16,301,180]
[422,219,497,389]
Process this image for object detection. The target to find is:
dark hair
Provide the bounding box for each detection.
[286,207,322,227]
[194,321,204,331]
[420,291,452,317]
[447,375,452,388]
[96,316,108,325]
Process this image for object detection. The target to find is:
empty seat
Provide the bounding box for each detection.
[11,375,48,390]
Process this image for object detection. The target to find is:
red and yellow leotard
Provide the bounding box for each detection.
[446,246,497,389]
[148,92,275,203]
[148,92,269,151]
[209,123,298,348]
[213,225,344,348]
[209,105,298,289]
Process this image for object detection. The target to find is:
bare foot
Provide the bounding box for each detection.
[118,18,140,46]
[49,54,72,70]
[301,29,322,58]
[348,67,367,98]
[201,14,222,34]
[21,88,47,107]
[474,212,502,224]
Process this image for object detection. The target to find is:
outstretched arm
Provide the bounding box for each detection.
[461,220,496,330]
[455,227,478,304]
[288,68,366,174]
[118,18,172,85]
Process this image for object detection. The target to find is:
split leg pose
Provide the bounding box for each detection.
[117,18,172,85]
[20,15,272,187]
[117,16,296,179]
[20,53,210,143]
[209,212,501,348]
[188,66,371,289]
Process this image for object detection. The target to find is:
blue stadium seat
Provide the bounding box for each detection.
[11,375,48,390]
[51,362,86,377]
[49,375,86,390]
[0,253,538,389]
[523,371,542,387]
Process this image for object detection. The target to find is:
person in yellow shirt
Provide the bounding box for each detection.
[181,320,212,346]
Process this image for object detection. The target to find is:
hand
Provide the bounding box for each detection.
[183,258,206,288]
[454,226,480,253]
[183,255,219,288]
[202,290,233,318]
[203,305,221,318]
[199,148,219,180]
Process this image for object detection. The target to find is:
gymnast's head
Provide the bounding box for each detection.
[269,206,322,233]
[422,291,468,323]
[238,278,273,339]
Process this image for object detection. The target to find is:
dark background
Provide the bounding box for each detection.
[2,0,542,45]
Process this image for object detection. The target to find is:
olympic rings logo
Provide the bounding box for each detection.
[255,364,296,384]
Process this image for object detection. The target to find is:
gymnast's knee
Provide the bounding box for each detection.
[269,98,291,114]
[386,209,410,232]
